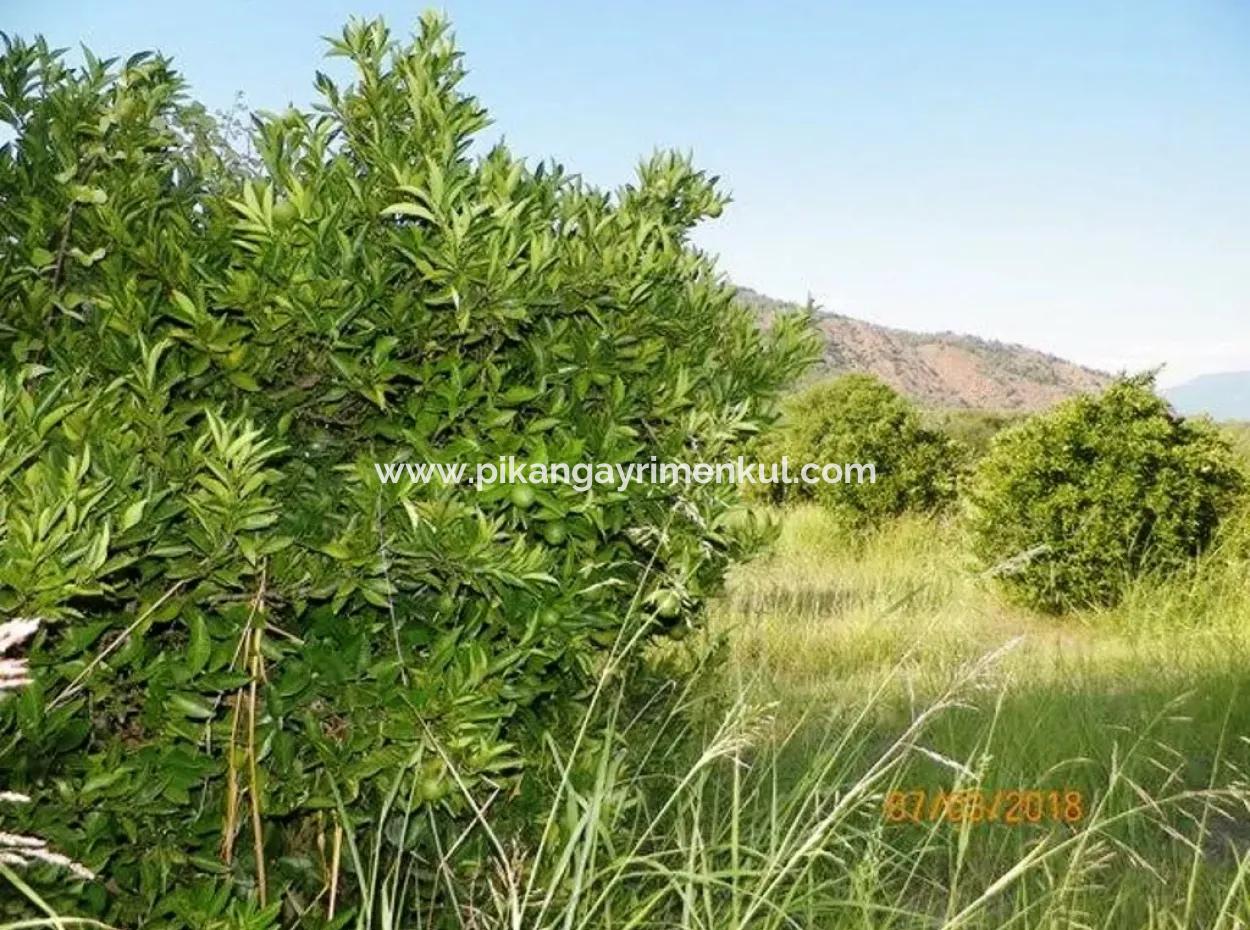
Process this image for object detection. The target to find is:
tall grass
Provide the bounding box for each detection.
[11,502,1250,927]
[1,618,104,928]
[328,504,1250,929]
[331,647,1250,929]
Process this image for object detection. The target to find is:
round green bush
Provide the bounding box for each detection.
[966,375,1246,612]
[0,16,817,920]
[750,374,960,525]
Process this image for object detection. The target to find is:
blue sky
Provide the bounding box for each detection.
[7,1,1248,385]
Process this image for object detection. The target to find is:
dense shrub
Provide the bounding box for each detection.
[926,408,1022,462]
[966,375,1246,612]
[1224,421,1250,465]
[0,17,816,923]
[750,374,960,525]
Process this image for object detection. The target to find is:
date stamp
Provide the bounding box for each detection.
[883,789,1085,825]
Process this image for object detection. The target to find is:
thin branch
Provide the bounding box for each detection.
[49,582,186,710]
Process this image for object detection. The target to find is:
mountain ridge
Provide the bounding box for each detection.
[738,287,1112,411]
[1163,372,1250,422]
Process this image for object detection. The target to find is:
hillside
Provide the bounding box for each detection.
[1163,372,1250,421]
[738,287,1111,411]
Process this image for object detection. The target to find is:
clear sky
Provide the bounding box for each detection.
[7,1,1248,386]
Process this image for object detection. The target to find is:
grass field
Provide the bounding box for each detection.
[409,495,1250,930]
[673,501,1250,928]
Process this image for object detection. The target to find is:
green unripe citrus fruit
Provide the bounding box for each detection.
[419,777,446,803]
[509,484,536,509]
[272,198,298,226]
[652,589,681,619]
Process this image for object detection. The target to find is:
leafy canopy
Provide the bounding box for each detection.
[0,15,815,922]
[751,374,960,525]
[966,375,1246,612]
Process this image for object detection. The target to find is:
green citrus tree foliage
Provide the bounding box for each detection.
[0,17,816,921]
[926,408,1021,463]
[966,375,1246,613]
[750,374,960,524]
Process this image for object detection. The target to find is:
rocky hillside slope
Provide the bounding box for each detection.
[739,287,1111,411]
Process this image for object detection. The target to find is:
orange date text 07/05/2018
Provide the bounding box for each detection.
[883,789,1085,825]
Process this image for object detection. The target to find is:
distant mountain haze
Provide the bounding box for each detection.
[738,288,1111,412]
[1163,372,1250,422]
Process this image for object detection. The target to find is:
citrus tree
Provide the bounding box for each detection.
[966,375,1245,612]
[0,17,816,922]
[751,374,960,525]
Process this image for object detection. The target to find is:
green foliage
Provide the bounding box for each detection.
[750,374,959,525]
[1222,421,1250,466]
[966,375,1246,612]
[0,16,815,923]
[926,408,1022,462]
